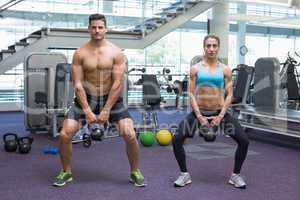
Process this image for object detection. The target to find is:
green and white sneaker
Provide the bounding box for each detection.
[53,170,73,187]
[129,169,146,187]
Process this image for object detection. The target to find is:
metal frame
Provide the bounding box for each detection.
[24,52,68,136]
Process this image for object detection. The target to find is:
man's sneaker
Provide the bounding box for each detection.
[174,172,192,187]
[53,170,73,187]
[228,174,246,189]
[130,169,146,187]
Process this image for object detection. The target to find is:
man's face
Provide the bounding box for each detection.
[204,38,219,59]
[88,20,107,41]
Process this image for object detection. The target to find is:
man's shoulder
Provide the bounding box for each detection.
[106,41,121,52]
[76,43,90,54]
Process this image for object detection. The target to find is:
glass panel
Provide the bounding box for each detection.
[228,33,237,68]
[269,35,294,63]
[245,35,269,66]
[295,37,300,54]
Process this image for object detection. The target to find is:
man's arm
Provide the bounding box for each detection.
[102,49,125,112]
[218,66,233,118]
[72,50,92,114]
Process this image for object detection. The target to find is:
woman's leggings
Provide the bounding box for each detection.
[172,111,249,174]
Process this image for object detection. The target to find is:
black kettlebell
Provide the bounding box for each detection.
[203,132,216,142]
[90,126,104,141]
[3,133,18,152]
[18,137,34,154]
[200,125,217,142]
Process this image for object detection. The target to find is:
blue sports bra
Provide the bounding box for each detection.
[195,62,224,88]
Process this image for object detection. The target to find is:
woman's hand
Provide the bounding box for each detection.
[197,115,209,126]
[210,115,223,126]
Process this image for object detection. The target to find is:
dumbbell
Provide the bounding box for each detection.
[72,133,92,148]
[44,146,59,155]
[166,85,173,93]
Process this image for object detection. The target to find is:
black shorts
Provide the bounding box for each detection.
[67,94,131,123]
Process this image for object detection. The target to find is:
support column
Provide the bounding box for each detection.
[209,3,229,64]
[237,2,247,64]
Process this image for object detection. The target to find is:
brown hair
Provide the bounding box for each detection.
[89,13,107,27]
[203,34,220,47]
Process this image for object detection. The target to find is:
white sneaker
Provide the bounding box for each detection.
[174,172,192,187]
[228,174,247,189]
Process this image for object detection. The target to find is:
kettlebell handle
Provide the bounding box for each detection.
[18,137,34,144]
[88,122,108,130]
[3,133,18,141]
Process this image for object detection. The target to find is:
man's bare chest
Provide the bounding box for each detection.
[82,53,114,72]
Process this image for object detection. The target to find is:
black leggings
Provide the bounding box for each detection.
[172,111,249,174]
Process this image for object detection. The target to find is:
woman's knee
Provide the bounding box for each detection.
[172,132,184,147]
[236,132,249,148]
[242,136,249,147]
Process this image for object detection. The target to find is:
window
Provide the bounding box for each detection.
[245,35,269,66]
[228,33,237,68]
[269,35,294,63]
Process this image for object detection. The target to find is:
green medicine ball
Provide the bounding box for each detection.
[139,131,155,147]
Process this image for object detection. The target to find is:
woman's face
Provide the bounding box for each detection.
[203,37,219,59]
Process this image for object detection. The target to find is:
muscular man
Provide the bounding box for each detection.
[53,14,146,187]
[172,35,249,189]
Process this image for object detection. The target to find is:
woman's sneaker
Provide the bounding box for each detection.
[130,169,146,187]
[174,172,192,187]
[228,174,246,189]
[53,170,73,187]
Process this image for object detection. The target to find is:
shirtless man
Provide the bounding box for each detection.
[53,14,145,187]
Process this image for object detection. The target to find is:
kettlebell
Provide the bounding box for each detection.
[203,131,216,142]
[200,125,217,142]
[3,133,18,152]
[18,137,34,154]
[90,124,105,141]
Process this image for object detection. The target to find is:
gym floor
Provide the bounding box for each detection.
[0,109,299,200]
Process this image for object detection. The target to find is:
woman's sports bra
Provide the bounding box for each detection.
[195,61,224,89]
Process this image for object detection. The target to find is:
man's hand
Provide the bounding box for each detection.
[85,111,97,124]
[97,108,110,124]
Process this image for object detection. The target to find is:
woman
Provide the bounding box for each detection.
[172,35,249,189]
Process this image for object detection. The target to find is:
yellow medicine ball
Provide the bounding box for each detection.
[156,129,173,146]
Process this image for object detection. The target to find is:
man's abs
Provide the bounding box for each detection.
[82,69,113,96]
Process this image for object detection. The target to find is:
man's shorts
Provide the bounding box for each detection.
[67,94,132,123]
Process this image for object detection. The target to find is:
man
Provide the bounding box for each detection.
[53,13,146,187]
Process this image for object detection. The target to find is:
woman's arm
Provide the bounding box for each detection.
[219,66,233,118]
[189,65,208,125]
